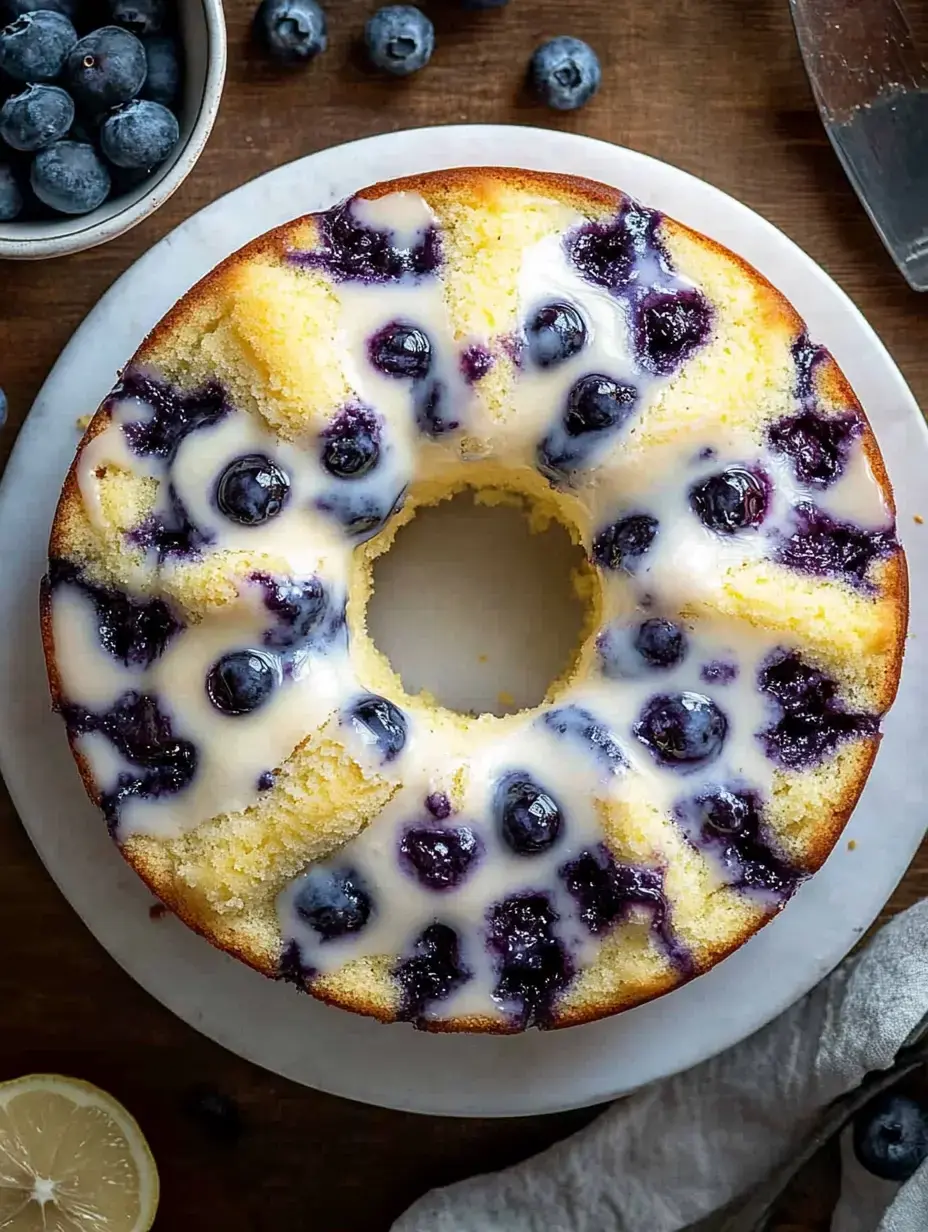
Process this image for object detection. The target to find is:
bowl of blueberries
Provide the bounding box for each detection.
[0,0,226,259]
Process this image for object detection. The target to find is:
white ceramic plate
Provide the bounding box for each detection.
[1,126,926,1118]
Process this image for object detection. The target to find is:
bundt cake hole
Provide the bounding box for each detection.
[365,488,597,717]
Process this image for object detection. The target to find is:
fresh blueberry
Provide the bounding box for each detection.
[425,791,451,819]
[0,84,74,152]
[182,1084,243,1145]
[635,692,727,769]
[530,36,601,111]
[214,454,290,526]
[526,302,586,368]
[776,502,895,587]
[564,373,636,437]
[399,824,482,890]
[141,34,179,105]
[255,574,328,649]
[592,513,659,572]
[634,618,686,668]
[368,321,431,378]
[496,771,563,855]
[253,0,327,64]
[205,649,281,716]
[109,0,163,37]
[65,25,147,110]
[486,893,573,1027]
[364,5,433,76]
[542,706,627,774]
[294,865,372,940]
[853,1093,928,1182]
[0,9,76,80]
[690,467,769,534]
[320,405,380,479]
[0,164,23,221]
[346,695,407,761]
[31,141,110,215]
[100,98,179,169]
[634,288,712,375]
[1,0,78,18]
[395,923,470,1021]
[0,387,6,427]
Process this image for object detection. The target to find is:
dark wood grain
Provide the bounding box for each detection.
[1,2,926,1228]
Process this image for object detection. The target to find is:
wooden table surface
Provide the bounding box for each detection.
[2,1,927,1227]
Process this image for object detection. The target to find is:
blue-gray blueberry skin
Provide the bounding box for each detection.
[30,140,110,214]
[0,164,24,220]
[364,5,434,77]
[64,25,147,109]
[530,36,601,111]
[0,9,77,81]
[100,98,179,169]
[253,0,327,65]
[0,84,75,152]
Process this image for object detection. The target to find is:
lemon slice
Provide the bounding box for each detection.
[0,1074,159,1231]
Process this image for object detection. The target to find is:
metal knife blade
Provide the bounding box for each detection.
[789,0,928,291]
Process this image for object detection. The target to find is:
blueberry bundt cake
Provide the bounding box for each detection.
[41,168,907,1032]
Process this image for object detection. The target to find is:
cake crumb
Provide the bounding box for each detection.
[847,839,857,851]
[478,653,488,663]
[498,690,515,707]
[149,902,169,920]
[914,514,924,525]
[75,413,92,431]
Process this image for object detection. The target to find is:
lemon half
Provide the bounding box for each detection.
[0,1074,159,1231]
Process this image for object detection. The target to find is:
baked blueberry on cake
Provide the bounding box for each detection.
[41,168,907,1031]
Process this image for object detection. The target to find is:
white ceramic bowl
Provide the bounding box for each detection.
[0,0,226,261]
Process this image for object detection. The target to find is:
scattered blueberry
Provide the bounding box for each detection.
[530,36,601,111]
[205,649,281,716]
[214,454,291,526]
[592,513,659,572]
[566,203,664,292]
[853,1092,928,1182]
[346,694,407,761]
[634,618,686,669]
[294,865,373,940]
[141,33,180,105]
[635,692,727,770]
[542,706,627,773]
[0,84,74,152]
[65,25,147,109]
[0,9,76,81]
[119,373,228,461]
[425,791,451,820]
[486,893,573,1027]
[0,164,23,220]
[257,769,276,791]
[399,823,482,890]
[526,302,586,368]
[31,140,110,214]
[496,771,563,855]
[320,405,380,479]
[255,574,328,649]
[564,374,636,437]
[364,5,434,76]
[768,409,861,489]
[300,196,441,283]
[415,381,460,436]
[48,562,181,667]
[559,845,666,935]
[369,321,431,378]
[395,923,470,1022]
[100,98,179,169]
[690,467,769,534]
[776,502,895,587]
[253,0,327,65]
[182,1084,243,1145]
[634,288,712,375]
[109,0,163,36]
[758,650,878,768]
[460,344,492,384]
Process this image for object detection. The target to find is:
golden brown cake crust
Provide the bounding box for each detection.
[42,167,907,1032]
